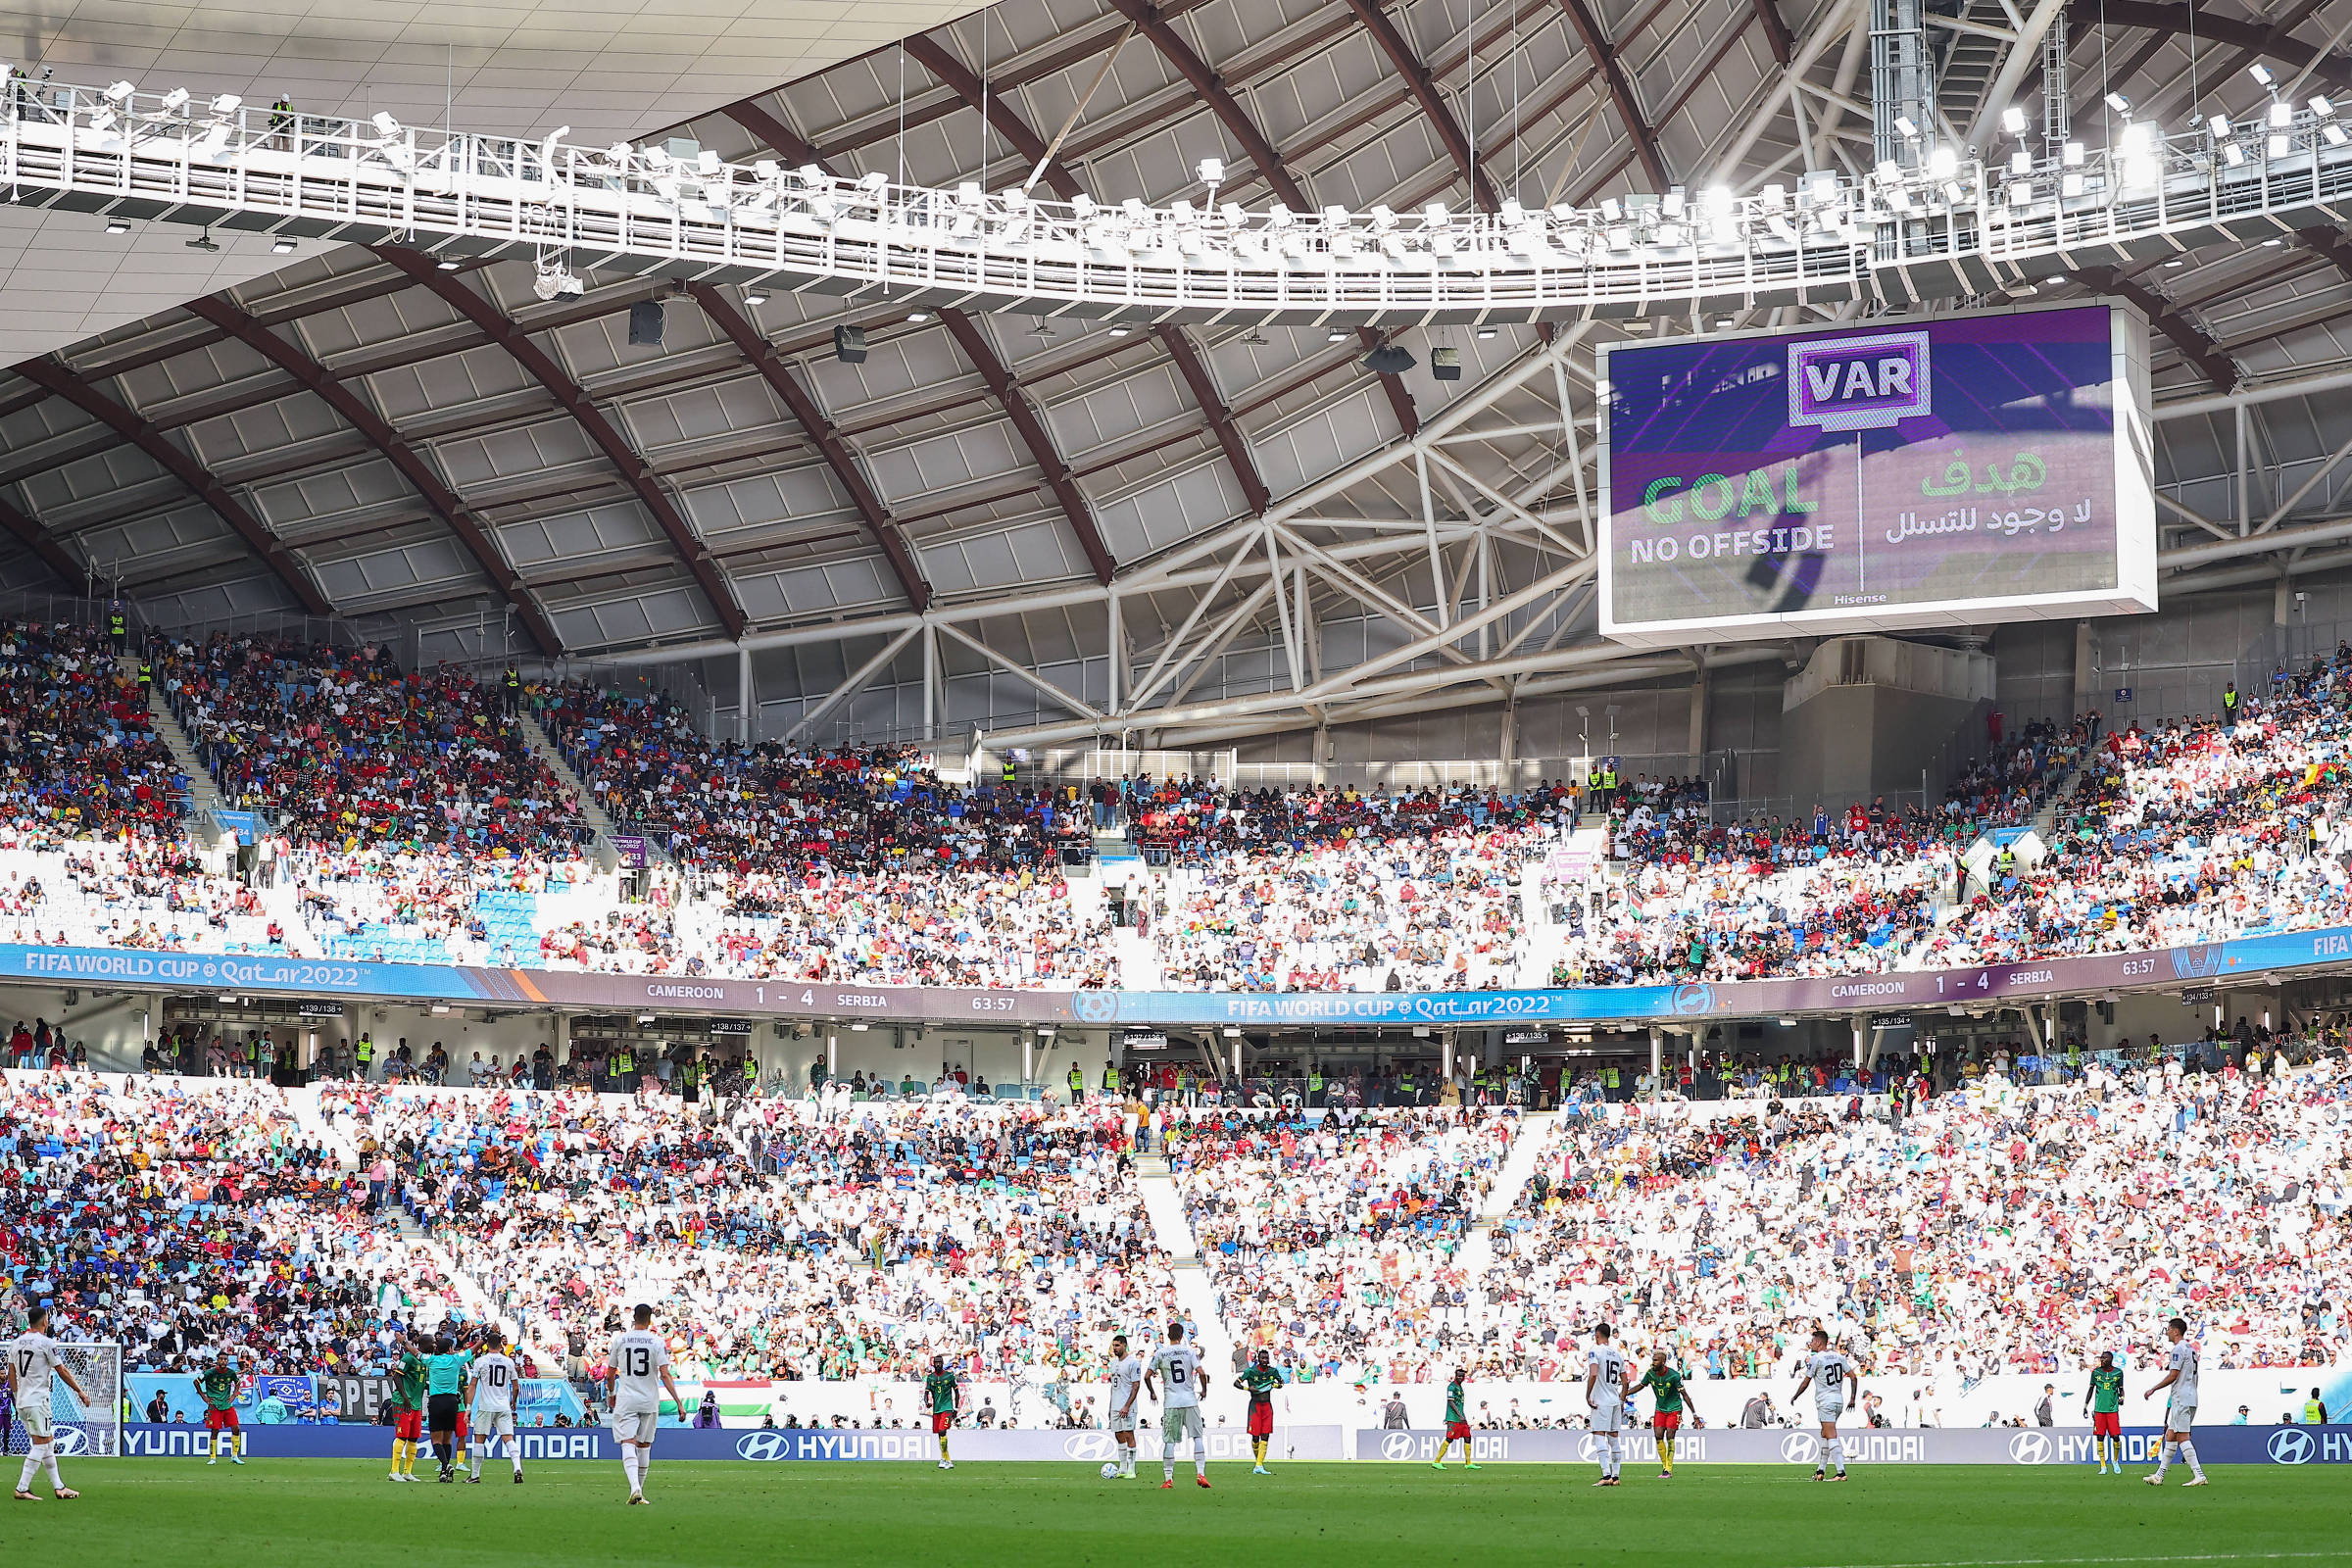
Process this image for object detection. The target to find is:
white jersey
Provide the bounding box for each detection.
[1107,1353,1144,1426]
[1805,1350,1852,1406]
[1152,1344,1201,1410]
[469,1350,519,1412]
[1586,1345,1628,1405]
[608,1330,669,1413]
[2164,1340,2200,1406]
[8,1332,60,1410]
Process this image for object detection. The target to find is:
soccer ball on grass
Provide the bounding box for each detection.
[1100,1462,1121,1480]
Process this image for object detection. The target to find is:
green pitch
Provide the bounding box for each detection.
[13,1460,2342,1566]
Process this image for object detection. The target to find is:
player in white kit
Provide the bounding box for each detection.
[1105,1333,1144,1479]
[1791,1329,1859,1481]
[1145,1321,1210,1490]
[1584,1323,1631,1488]
[2143,1316,2209,1487]
[606,1304,684,1506]
[465,1330,524,1485]
[10,1306,86,1500]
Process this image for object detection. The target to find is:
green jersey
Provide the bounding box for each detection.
[426,1351,470,1397]
[1634,1365,1689,1414]
[924,1371,958,1417]
[198,1368,239,1413]
[393,1351,427,1412]
[2087,1366,2126,1414]
[1239,1365,1285,1406]
[1445,1380,1468,1426]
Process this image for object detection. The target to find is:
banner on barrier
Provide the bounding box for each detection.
[1351,1427,2303,1466]
[114,1423,1348,1464]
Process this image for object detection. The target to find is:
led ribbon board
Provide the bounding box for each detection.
[1597,301,2156,647]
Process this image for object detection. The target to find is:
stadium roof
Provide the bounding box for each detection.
[2,0,2350,752]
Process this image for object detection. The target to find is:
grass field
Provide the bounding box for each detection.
[7,1460,2345,1567]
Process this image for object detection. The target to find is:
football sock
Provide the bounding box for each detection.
[1825,1437,1844,1473]
[469,1441,483,1478]
[1194,1443,1206,1478]
[2179,1441,2203,1480]
[621,1447,640,1492]
[1252,1439,1267,1465]
[42,1455,60,1489]
[1602,1434,1619,1478]
[1660,1437,1675,1474]
[2155,1443,2174,1478]
[939,1435,950,1461]
[1163,1452,1176,1481]
[391,1440,407,1473]
[18,1454,38,1493]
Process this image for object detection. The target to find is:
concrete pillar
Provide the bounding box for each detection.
[1648,1025,1663,1078]
[1021,1030,1033,1088]
[1687,660,1709,762]
[1441,1031,1454,1084]
[738,644,755,743]
[1850,1012,1867,1067]
[2073,620,2095,706]
[554,1011,570,1067]
[827,1031,838,1079]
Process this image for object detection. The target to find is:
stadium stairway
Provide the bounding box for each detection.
[514,710,634,855]
[1133,1151,1234,1372]
[1451,1110,1555,1277]
[135,659,228,834]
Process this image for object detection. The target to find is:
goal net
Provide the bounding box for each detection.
[5,1344,122,1458]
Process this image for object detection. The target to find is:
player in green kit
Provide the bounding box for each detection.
[2083,1350,2127,1475]
[1633,1348,1698,1479]
[1431,1366,1480,1469]
[1234,1348,1285,1475]
[424,1335,471,1483]
[924,1354,960,1470]
[198,1354,245,1465]
[388,1332,429,1481]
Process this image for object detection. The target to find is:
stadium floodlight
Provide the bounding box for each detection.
[743,287,768,305]
[2000,106,2028,136]
[1196,157,1225,187]
[270,236,296,254]
[1108,323,1132,336]
[2062,140,2084,166]
[2249,63,2276,88]
[2314,96,2337,118]
[1891,114,1919,138]
[906,308,932,322]
[2010,148,2032,174]
[435,257,462,270]
[2105,91,2131,114]
[1927,144,1958,178]
[161,87,188,113]
[2225,142,2247,166]
[2209,114,2232,139]
[371,111,400,138]
[105,216,128,233]
[1325,325,1350,341]
[1474,325,1497,339]
[2269,134,2292,159]
[2270,100,2293,128]
[2328,122,2350,145]
[209,93,242,116]
[102,79,135,105]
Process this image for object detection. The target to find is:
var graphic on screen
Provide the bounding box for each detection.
[1597,303,2153,645]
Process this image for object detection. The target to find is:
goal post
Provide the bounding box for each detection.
[6,1344,123,1458]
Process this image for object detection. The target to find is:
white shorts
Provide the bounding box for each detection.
[2167,1403,2196,1431]
[1815,1401,1845,1428]
[471,1408,515,1438]
[1109,1409,1138,1438]
[17,1403,52,1442]
[1161,1405,1202,1444]
[611,1405,659,1445]
[1588,1399,1624,1434]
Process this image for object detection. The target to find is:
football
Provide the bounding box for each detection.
[1100,1462,1120,1480]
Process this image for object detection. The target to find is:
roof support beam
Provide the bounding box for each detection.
[371,245,748,639]
[939,308,1115,584]
[2082,1,2352,97]
[1154,325,1271,515]
[902,34,1089,202]
[2071,268,2237,392]
[1555,0,1671,188]
[1336,0,1502,212]
[183,295,563,656]
[1104,0,1313,212]
[13,357,332,615]
[0,493,87,589]
[685,281,932,611]
[1751,0,1794,66]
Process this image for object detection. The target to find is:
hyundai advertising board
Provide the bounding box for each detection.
[1597,301,2156,647]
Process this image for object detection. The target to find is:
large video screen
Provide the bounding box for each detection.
[1597,302,2155,648]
